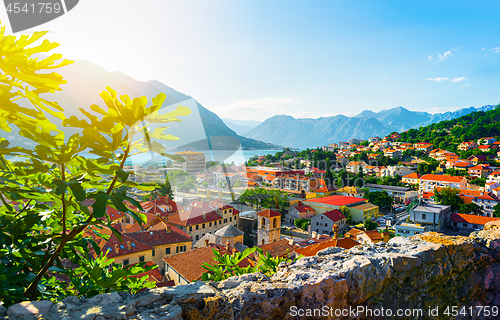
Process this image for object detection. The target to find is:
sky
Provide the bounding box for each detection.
[1,0,500,121]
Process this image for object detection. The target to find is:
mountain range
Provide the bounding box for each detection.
[4,60,280,152]
[5,58,497,151]
[243,105,498,149]
[221,119,262,135]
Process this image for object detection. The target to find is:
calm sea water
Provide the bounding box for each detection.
[5,149,280,166]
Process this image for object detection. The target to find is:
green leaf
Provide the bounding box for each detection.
[89,192,111,218]
[116,168,129,183]
[69,179,86,202]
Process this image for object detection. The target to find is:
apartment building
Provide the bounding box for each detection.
[419,174,468,193]
[173,151,206,175]
[168,201,240,242]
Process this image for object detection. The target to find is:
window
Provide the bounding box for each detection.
[321,216,323,219]
[202,223,205,229]
[325,223,328,228]
[131,242,136,247]
[123,259,129,266]
[196,225,199,230]
[209,222,212,227]
[176,246,179,253]
[152,249,155,257]
[189,226,192,232]
[224,219,227,223]
[196,235,199,240]
[463,223,468,227]
[119,244,125,250]
[139,256,145,262]
[316,222,319,226]
[165,247,171,254]
[230,217,232,222]
[422,214,426,220]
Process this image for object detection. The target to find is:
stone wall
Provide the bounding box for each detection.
[3,221,500,320]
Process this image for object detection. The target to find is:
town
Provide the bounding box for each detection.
[85,107,500,288]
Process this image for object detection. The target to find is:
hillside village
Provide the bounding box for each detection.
[74,108,500,289]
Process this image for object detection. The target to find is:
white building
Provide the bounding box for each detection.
[173,151,206,175]
[409,203,451,231]
[394,222,430,236]
[418,174,468,193]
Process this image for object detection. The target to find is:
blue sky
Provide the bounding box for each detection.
[1,0,500,121]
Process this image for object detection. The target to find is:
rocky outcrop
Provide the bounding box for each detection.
[4,224,500,320]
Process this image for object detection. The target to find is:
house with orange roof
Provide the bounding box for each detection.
[287,205,315,224]
[451,213,500,231]
[458,141,478,151]
[472,194,500,217]
[488,171,500,183]
[383,147,402,159]
[468,155,489,165]
[413,142,433,154]
[125,225,192,268]
[485,181,500,193]
[163,243,249,285]
[345,228,384,244]
[337,186,365,198]
[168,201,239,242]
[478,145,492,152]
[293,237,359,256]
[419,174,468,193]
[256,238,299,259]
[468,164,493,178]
[304,195,379,223]
[140,195,179,217]
[477,137,497,145]
[402,172,421,185]
[446,160,472,170]
[363,165,383,176]
[346,161,367,174]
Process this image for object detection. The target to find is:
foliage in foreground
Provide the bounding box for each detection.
[0,23,191,306]
[201,247,301,282]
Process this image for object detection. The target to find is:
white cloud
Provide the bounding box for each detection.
[490,47,500,53]
[461,84,470,87]
[426,76,467,83]
[426,77,449,82]
[437,50,452,62]
[482,48,486,51]
[427,55,432,61]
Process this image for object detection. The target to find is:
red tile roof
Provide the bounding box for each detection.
[257,239,299,258]
[294,205,314,213]
[168,208,222,227]
[364,230,383,241]
[257,209,281,217]
[322,209,346,222]
[129,261,163,283]
[403,173,421,179]
[100,233,153,259]
[420,174,466,183]
[126,225,192,247]
[163,244,249,282]
[304,195,366,206]
[294,237,359,256]
[451,213,500,226]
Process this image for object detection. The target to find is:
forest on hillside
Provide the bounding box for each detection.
[397,106,500,158]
